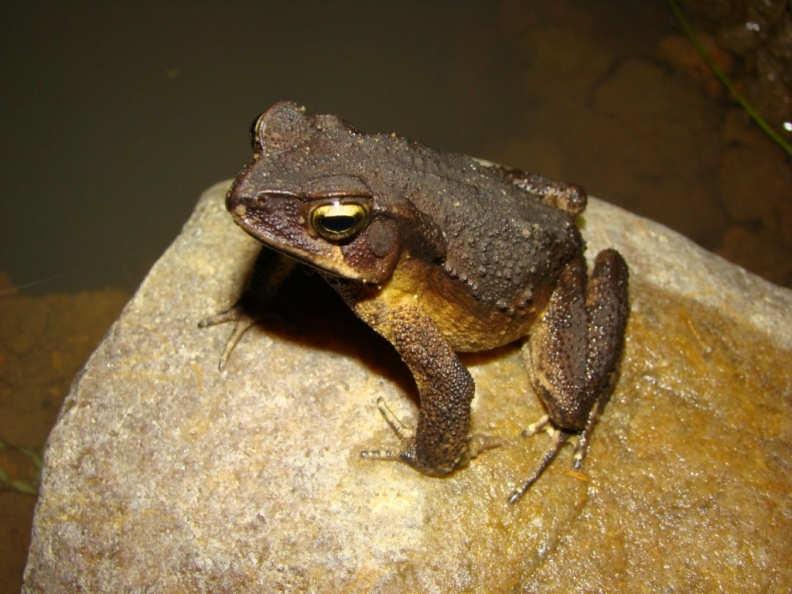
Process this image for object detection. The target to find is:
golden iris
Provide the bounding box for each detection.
[309,201,369,242]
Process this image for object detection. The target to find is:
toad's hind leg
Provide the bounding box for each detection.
[511,249,628,503]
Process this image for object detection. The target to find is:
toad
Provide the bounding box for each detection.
[202,101,629,503]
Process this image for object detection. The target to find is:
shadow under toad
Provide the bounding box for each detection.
[218,248,524,407]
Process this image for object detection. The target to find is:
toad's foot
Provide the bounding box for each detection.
[508,421,571,505]
[507,401,605,504]
[199,250,298,370]
[361,397,501,474]
[198,306,259,371]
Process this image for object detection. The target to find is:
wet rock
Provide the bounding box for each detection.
[658,33,734,97]
[585,58,727,247]
[23,182,792,592]
[684,0,792,132]
[719,110,792,249]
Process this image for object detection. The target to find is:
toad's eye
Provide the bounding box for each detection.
[309,201,370,242]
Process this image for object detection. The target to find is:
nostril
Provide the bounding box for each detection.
[225,188,251,212]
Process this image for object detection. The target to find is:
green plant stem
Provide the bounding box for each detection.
[668,0,792,157]
[6,479,38,496]
[0,437,41,496]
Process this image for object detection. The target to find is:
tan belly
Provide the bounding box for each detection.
[370,256,547,352]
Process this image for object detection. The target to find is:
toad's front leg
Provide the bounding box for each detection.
[356,303,497,476]
[199,249,297,369]
[511,249,629,503]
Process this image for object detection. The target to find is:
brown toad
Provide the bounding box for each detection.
[204,101,629,503]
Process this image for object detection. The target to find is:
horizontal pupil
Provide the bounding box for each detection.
[320,214,359,233]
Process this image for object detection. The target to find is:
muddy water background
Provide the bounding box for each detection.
[1,1,789,590]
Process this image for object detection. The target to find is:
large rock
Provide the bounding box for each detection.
[23,181,792,592]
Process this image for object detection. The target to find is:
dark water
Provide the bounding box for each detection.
[1,1,789,589]
[4,0,786,295]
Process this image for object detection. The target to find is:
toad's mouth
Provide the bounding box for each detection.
[228,198,375,283]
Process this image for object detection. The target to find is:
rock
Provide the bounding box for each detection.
[23,181,792,592]
[0,288,128,592]
[686,0,792,132]
[719,111,792,245]
[657,33,733,98]
[507,22,612,103]
[719,111,792,270]
[583,58,727,248]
